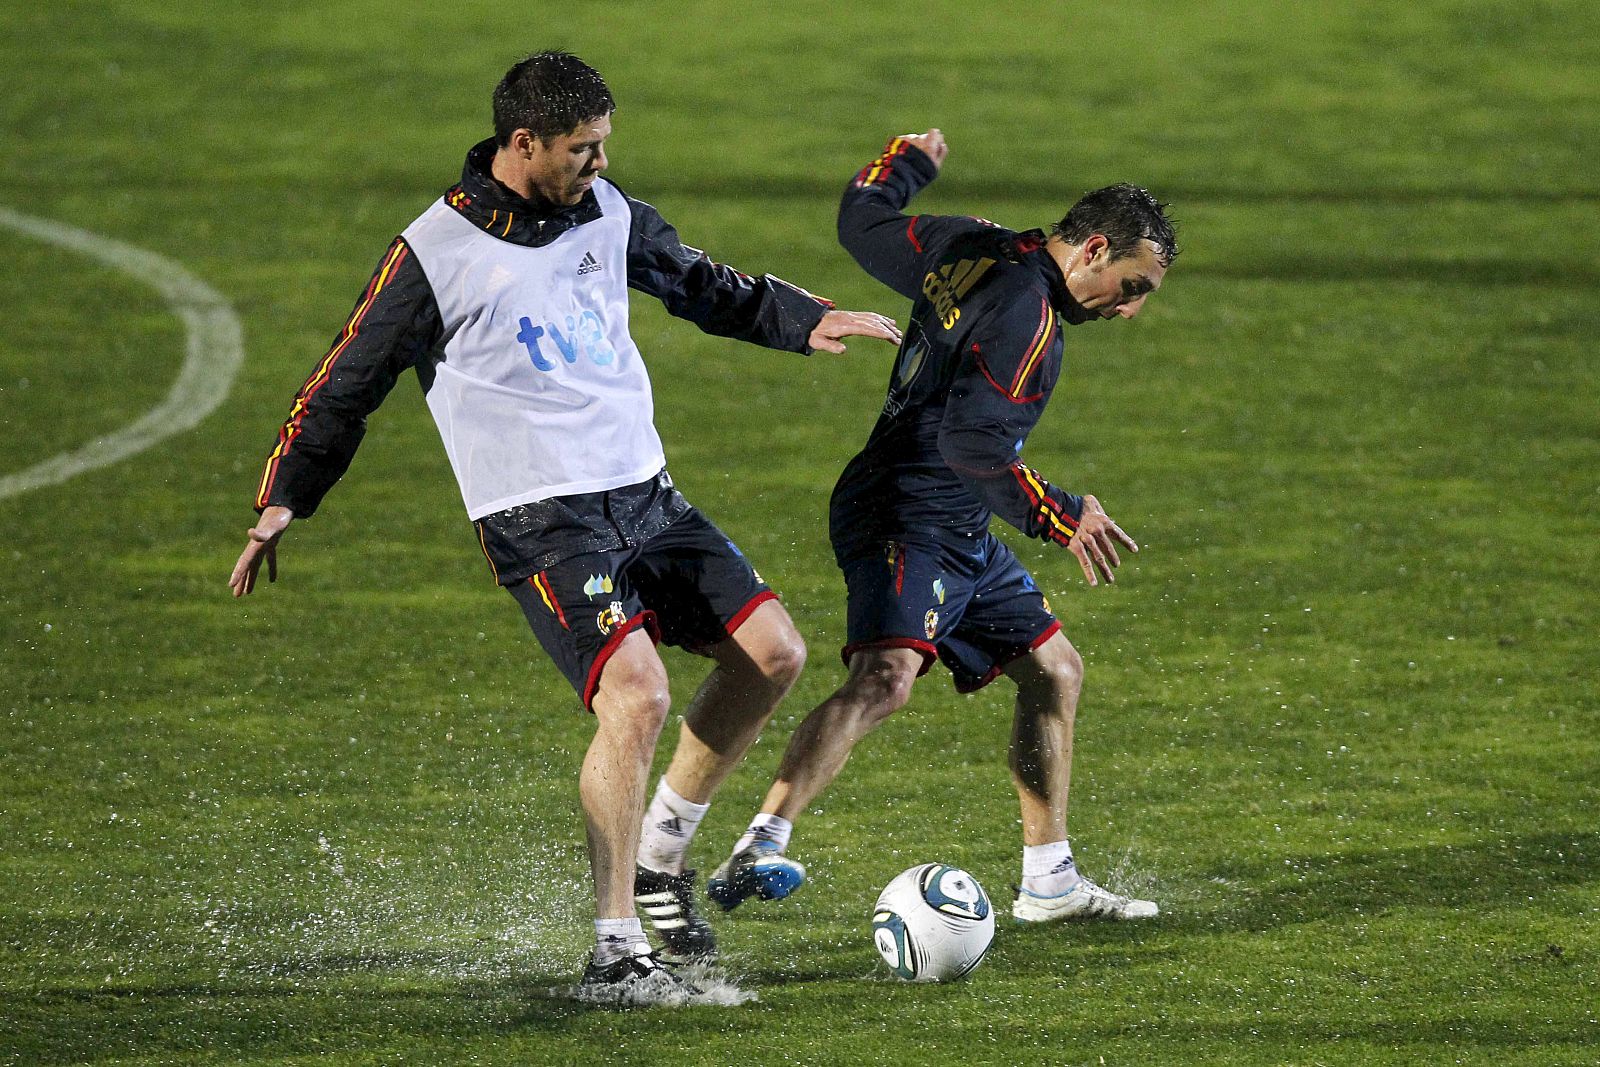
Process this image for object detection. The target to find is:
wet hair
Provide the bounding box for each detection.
[492,51,615,146]
[1051,184,1178,266]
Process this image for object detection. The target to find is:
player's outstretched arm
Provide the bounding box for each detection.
[807,310,902,354]
[622,194,842,354]
[838,129,948,300]
[1065,494,1139,588]
[229,505,294,597]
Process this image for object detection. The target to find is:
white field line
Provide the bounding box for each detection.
[0,206,244,501]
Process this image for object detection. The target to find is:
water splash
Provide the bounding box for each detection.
[549,962,758,1008]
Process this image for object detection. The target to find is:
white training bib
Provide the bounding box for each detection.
[402,179,665,519]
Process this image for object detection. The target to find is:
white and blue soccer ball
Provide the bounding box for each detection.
[871,863,995,981]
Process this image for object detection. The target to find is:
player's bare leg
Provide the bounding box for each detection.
[633,600,804,959]
[763,646,923,821]
[1005,631,1082,846]
[582,631,711,990]
[585,630,672,924]
[707,646,923,910]
[659,600,807,808]
[1006,630,1156,921]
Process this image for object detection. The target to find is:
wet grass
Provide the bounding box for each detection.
[2,1,1598,1064]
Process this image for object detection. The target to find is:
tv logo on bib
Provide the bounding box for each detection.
[516,310,618,371]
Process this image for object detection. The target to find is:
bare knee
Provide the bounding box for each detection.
[592,643,672,740]
[722,603,808,691]
[1012,635,1083,704]
[1045,641,1084,699]
[752,627,807,690]
[839,653,920,728]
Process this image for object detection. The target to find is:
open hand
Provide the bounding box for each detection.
[809,310,902,354]
[1068,494,1139,587]
[229,505,294,597]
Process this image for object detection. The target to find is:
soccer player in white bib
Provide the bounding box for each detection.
[228,51,900,994]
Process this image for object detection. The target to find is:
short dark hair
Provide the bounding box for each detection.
[1052,184,1178,266]
[492,51,615,146]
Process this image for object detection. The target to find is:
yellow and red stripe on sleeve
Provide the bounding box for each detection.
[854,137,908,187]
[1008,299,1057,401]
[254,237,410,509]
[969,298,1056,406]
[1012,464,1079,546]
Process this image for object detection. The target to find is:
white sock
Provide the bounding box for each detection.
[593,917,649,965]
[637,778,710,875]
[733,813,793,855]
[1021,839,1082,896]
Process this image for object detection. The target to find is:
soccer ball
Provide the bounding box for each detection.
[871,863,995,981]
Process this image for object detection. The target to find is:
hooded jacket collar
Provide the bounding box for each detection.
[443,138,603,248]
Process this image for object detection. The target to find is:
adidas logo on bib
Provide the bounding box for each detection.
[576,251,602,275]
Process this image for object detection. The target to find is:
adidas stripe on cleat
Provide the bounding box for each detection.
[634,865,717,964]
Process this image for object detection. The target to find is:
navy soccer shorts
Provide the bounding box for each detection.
[839,533,1060,692]
[507,507,775,711]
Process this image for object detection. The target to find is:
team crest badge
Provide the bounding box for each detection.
[924,609,939,640]
[583,574,614,598]
[1042,596,1053,616]
[597,600,627,635]
[895,334,930,387]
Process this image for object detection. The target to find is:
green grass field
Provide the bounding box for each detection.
[3,1,1597,1063]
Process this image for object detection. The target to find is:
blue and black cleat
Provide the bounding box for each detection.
[705,843,807,911]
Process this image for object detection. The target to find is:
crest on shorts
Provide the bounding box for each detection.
[924,609,939,640]
[597,600,628,635]
[1042,595,1053,616]
[583,574,614,598]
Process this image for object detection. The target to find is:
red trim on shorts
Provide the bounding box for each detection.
[840,638,938,676]
[724,589,779,637]
[1028,620,1064,651]
[582,610,662,713]
[952,620,1063,694]
[683,590,781,658]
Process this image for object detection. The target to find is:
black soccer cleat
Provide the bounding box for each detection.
[580,947,702,997]
[634,865,717,964]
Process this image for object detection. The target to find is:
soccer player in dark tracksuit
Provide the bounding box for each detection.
[226,52,901,994]
[708,129,1178,923]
